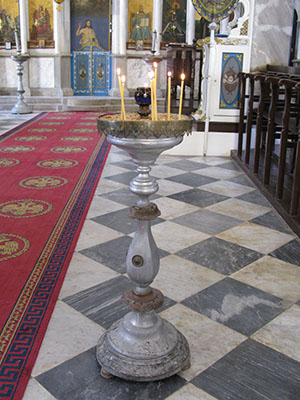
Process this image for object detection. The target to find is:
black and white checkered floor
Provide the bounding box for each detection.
[2,113,300,400]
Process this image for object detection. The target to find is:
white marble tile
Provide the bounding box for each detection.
[154,197,199,220]
[100,164,130,177]
[156,155,182,165]
[152,255,223,302]
[165,383,217,399]
[150,164,183,179]
[195,166,242,180]
[217,222,295,253]
[189,156,229,166]
[206,198,270,220]
[86,196,126,218]
[233,256,300,302]
[95,177,127,195]
[160,304,246,380]
[156,178,192,196]
[253,305,300,362]
[200,180,255,197]
[23,378,57,400]
[152,221,209,253]
[32,301,104,377]
[59,252,119,299]
[75,219,123,251]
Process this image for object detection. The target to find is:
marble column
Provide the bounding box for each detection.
[152,0,163,54]
[110,0,128,97]
[53,0,73,96]
[186,0,196,45]
[18,0,30,95]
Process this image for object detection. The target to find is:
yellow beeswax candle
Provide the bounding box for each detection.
[178,73,185,120]
[153,62,158,121]
[117,68,124,119]
[121,75,126,120]
[149,70,155,121]
[167,71,172,120]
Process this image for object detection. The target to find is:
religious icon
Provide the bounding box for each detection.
[130,5,151,41]
[162,0,186,43]
[0,8,19,43]
[30,5,53,41]
[76,19,100,48]
[192,0,238,22]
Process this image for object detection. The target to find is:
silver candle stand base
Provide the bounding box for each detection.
[11,54,32,115]
[96,117,192,381]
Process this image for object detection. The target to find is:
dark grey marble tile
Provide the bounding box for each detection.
[80,236,131,273]
[237,190,271,207]
[172,209,242,235]
[182,277,290,336]
[165,159,208,171]
[91,208,164,234]
[105,171,137,185]
[111,160,137,170]
[228,173,255,187]
[168,188,229,208]
[166,173,217,187]
[102,188,160,207]
[250,211,293,235]
[36,347,186,400]
[176,237,263,275]
[270,239,300,267]
[216,161,242,172]
[192,339,300,400]
[64,275,175,329]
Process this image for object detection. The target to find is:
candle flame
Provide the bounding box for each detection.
[121,75,126,83]
[168,71,172,77]
[117,68,121,76]
[181,73,185,81]
[153,62,158,69]
[145,83,149,88]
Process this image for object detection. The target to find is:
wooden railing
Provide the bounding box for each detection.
[233,70,300,236]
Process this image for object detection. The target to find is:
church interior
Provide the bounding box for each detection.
[1,0,300,399]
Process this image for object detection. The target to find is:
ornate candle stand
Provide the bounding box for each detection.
[96,115,192,381]
[11,53,32,114]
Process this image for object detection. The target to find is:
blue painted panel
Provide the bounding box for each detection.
[73,52,91,95]
[92,52,111,95]
[219,52,243,109]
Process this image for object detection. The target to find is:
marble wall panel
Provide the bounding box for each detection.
[250,0,294,70]
[29,57,54,88]
[0,57,18,87]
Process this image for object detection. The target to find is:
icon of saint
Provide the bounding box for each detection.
[76,19,99,47]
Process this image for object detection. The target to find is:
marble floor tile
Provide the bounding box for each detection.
[110,160,137,170]
[152,255,223,302]
[169,188,229,208]
[213,161,242,171]
[75,219,123,251]
[156,178,192,196]
[166,172,217,187]
[105,170,137,185]
[253,305,300,362]
[95,177,127,195]
[233,255,300,302]
[200,180,255,197]
[250,210,294,234]
[152,221,210,253]
[182,277,290,336]
[31,301,104,377]
[36,347,186,400]
[194,166,242,180]
[270,239,300,266]
[187,156,228,166]
[59,253,119,299]
[80,235,132,273]
[236,189,272,206]
[23,378,57,400]
[228,173,255,187]
[217,222,295,254]
[100,164,129,177]
[166,159,208,171]
[150,164,184,179]
[177,237,263,275]
[102,187,149,207]
[86,195,126,218]
[192,339,300,400]
[206,198,270,220]
[172,209,242,235]
[160,304,246,381]
[165,383,218,400]
[154,197,199,220]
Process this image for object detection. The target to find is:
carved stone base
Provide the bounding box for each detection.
[96,314,190,381]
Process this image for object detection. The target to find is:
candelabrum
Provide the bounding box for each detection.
[96,115,192,381]
[11,52,32,114]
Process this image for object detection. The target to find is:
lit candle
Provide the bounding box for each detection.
[167,71,172,121]
[178,73,185,120]
[121,75,126,121]
[14,30,21,53]
[149,71,155,121]
[117,68,124,119]
[153,62,158,121]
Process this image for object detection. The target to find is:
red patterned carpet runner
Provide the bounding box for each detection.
[0,112,110,399]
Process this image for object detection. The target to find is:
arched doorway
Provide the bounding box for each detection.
[71,0,111,95]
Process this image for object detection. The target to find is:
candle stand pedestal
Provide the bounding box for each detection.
[97,115,192,381]
[11,54,32,115]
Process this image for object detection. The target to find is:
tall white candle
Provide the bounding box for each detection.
[14,31,21,53]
